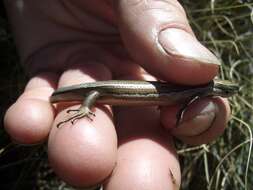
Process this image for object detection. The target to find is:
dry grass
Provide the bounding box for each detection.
[178,1,253,189]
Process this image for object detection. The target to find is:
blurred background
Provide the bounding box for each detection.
[0,0,252,189]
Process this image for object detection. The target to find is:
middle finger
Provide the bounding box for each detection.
[104,72,181,190]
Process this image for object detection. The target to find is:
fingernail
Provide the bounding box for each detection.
[159,28,221,65]
[177,101,217,136]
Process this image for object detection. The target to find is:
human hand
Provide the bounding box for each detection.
[4,0,231,189]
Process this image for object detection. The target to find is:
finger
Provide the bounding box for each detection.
[4,73,57,144]
[115,0,220,84]
[105,107,180,190]
[48,63,118,187]
[161,97,230,145]
[104,73,180,189]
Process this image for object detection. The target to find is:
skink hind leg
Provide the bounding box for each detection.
[56,90,100,128]
[56,107,95,128]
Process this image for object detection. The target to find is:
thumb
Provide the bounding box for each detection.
[115,0,220,85]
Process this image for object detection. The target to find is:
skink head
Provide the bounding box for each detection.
[211,79,239,97]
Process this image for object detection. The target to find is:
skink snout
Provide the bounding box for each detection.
[212,80,239,97]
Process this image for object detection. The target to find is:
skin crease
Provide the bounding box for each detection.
[4,0,231,189]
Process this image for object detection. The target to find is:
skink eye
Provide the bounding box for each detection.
[226,91,231,95]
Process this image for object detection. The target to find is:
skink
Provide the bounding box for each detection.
[50,79,239,127]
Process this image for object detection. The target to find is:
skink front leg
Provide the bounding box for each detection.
[175,96,201,127]
[56,90,100,128]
